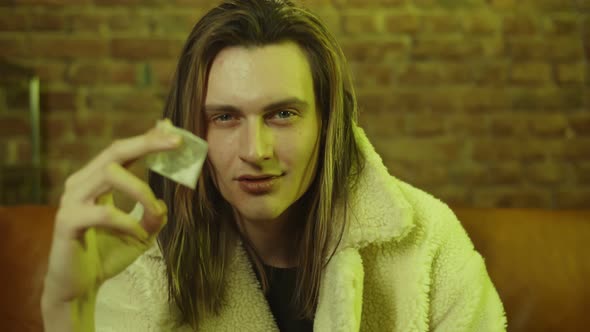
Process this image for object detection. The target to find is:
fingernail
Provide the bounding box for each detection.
[137,227,150,240]
[157,200,168,216]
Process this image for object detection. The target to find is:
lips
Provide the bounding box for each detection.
[237,174,280,181]
[236,173,283,194]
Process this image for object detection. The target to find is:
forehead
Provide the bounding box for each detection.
[204,42,315,107]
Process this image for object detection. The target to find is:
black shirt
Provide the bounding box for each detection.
[261,264,314,332]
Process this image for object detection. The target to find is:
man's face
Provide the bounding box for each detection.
[204,42,320,223]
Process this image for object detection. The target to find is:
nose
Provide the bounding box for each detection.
[238,118,273,164]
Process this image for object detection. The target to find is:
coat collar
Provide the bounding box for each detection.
[332,124,415,252]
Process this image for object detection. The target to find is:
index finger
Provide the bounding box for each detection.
[77,121,183,183]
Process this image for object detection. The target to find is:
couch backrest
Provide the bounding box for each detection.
[1,205,589,331]
[455,207,590,332]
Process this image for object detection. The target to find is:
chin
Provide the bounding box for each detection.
[235,204,286,222]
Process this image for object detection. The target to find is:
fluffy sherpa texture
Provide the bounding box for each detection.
[95,125,507,331]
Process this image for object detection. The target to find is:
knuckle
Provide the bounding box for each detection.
[96,205,114,223]
[108,140,124,157]
[64,175,77,190]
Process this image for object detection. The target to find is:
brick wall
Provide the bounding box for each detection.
[0,0,588,208]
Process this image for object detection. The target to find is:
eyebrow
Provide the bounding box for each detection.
[204,97,310,114]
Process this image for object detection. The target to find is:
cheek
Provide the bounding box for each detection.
[206,133,235,178]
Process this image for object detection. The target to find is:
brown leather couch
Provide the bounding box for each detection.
[1,205,589,331]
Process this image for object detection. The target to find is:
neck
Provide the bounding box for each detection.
[234,208,300,268]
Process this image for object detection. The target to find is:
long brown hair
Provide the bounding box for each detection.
[148,0,365,329]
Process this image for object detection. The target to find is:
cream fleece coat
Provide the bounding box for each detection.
[96,126,507,331]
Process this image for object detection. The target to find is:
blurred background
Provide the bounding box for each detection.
[0,0,588,208]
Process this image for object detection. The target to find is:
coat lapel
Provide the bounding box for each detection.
[313,125,416,331]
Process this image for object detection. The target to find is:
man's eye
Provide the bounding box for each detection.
[214,114,234,122]
[273,110,295,120]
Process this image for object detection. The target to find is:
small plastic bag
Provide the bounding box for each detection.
[145,119,208,189]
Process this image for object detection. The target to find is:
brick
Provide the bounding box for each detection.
[489,113,527,137]
[149,61,176,87]
[421,13,464,34]
[384,12,421,34]
[546,37,585,61]
[412,36,483,60]
[15,139,32,164]
[397,62,441,85]
[472,139,547,162]
[341,39,409,62]
[510,88,585,111]
[532,0,574,11]
[359,110,405,138]
[507,37,585,61]
[111,38,182,60]
[374,137,463,162]
[356,92,395,114]
[489,162,524,185]
[570,113,590,136]
[505,39,545,60]
[431,186,469,206]
[473,188,552,208]
[40,163,67,189]
[14,0,89,4]
[556,63,586,85]
[67,62,137,85]
[112,113,160,137]
[447,114,487,136]
[462,87,510,112]
[0,115,30,137]
[108,13,150,35]
[152,12,204,36]
[395,61,471,86]
[475,61,509,85]
[410,164,449,186]
[406,114,446,137]
[73,113,109,139]
[0,38,28,57]
[94,0,142,4]
[489,0,519,10]
[386,89,461,112]
[502,15,540,35]
[547,16,581,36]
[382,159,415,182]
[412,0,484,9]
[86,90,164,114]
[560,138,590,161]
[342,13,379,35]
[41,91,78,112]
[464,12,500,35]
[448,162,488,185]
[70,13,108,34]
[528,114,569,137]
[555,189,590,209]
[441,62,476,84]
[30,13,68,31]
[31,38,109,58]
[313,9,341,36]
[0,13,29,31]
[525,162,566,185]
[33,61,67,82]
[349,63,394,88]
[41,113,74,142]
[574,162,590,184]
[509,62,552,85]
[46,140,99,163]
[4,88,30,110]
[333,0,406,8]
